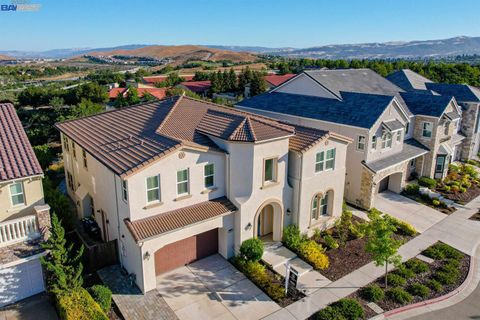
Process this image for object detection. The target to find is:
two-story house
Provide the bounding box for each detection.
[387,69,480,162]
[0,103,51,307]
[56,95,351,293]
[237,69,433,209]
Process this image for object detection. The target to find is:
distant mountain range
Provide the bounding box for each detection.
[2,36,480,60]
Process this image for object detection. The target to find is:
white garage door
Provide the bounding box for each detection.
[0,258,45,307]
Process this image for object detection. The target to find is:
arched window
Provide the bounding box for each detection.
[311,192,331,220]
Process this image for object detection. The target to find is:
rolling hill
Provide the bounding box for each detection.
[86,45,258,64]
[0,54,12,60]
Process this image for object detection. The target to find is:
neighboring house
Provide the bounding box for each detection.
[264,73,296,89]
[108,87,167,101]
[0,103,51,307]
[143,75,195,86]
[56,95,350,293]
[237,69,457,209]
[387,69,480,161]
[176,80,211,96]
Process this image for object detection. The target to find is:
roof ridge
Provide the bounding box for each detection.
[155,95,184,133]
[245,117,257,141]
[228,117,248,141]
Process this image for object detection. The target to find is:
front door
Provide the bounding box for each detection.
[434,155,446,179]
[257,205,274,237]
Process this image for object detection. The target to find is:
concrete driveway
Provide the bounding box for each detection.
[0,293,58,320]
[375,191,448,233]
[155,254,280,320]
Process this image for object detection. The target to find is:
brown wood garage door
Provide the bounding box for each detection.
[154,229,218,275]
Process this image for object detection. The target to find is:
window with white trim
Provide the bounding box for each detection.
[82,150,88,169]
[10,182,25,206]
[315,148,336,172]
[396,131,402,142]
[122,180,128,202]
[357,135,366,151]
[204,163,214,188]
[422,122,433,138]
[405,122,410,135]
[382,132,392,149]
[177,169,189,195]
[371,136,377,149]
[63,136,69,151]
[263,158,277,183]
[444,121,450,135]
[146,175,160,203]
[311,193,330,220]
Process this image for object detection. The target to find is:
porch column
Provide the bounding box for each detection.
[34,204,51,240]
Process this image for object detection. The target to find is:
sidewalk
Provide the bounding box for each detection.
[263,195,480,320]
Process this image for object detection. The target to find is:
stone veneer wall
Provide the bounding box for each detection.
[359,161,409,209]
[459,102,480,160]
[34,204,51,240]
[412,115,441,178]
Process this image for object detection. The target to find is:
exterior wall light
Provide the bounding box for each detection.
[245,222,252,230]
[144,251,151,260]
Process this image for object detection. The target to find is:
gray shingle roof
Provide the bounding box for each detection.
[400,92,454,117]
[382,119,404,132]
[238,91,395,129]
[386,69,433,91]
[425,83,480,103]
[363,139,429,173]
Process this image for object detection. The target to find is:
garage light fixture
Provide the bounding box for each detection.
[143,251,151,260]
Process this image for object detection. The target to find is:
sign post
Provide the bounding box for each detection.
[284,263,299,295]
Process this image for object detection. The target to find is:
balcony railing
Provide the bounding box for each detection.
[0,215,40,247]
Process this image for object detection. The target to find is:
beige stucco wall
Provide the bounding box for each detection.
[0,177,45,222]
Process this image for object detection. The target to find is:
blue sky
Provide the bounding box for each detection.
[1,0,479,51]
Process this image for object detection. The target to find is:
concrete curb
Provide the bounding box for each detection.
[374,242,480,320]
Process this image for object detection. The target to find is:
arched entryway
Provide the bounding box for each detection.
[377,172,403,194]
[254,201,283,242]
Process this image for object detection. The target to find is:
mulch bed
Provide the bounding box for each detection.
[469,209,480,221]
[436,184,480,205]
[314,217,411,282]
[349,247,470,318]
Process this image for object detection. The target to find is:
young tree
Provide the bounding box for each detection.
[126,87,140,105]
[336,203,353,246]
[40,213,84,295]
[365,210,402,288]
[249,72,267,96]
[60,99,104,121]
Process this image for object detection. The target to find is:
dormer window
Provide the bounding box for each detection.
[382,132,392,149]
[371,136,377,149]
[357,135,366,151]
[444,121,450,135]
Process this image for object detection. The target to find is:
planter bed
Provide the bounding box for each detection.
[436,184,480,205]
[314,217,412,281]
[230,258,305,307]
[348,242,469,318]
[401,191,456,215]
[434,163,480,205]
[469,209,480,221]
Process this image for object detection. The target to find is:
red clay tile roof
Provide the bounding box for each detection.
[109,87,127,99]
[288,123,352,153]
[264,74,296,87]
[0,103,43,182]
[143,75,195,84]
[56,96,347,178]
[179,81,211,93]
[124,197,237,242]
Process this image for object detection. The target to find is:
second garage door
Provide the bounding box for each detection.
[154,229,218,275]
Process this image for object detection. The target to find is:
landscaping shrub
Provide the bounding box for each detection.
[349,222,367,239]
[418,176,436,189]
[386,273,406,287]
[88,285,112,313]
[463,164,478,178]
[323,234,339,249]
[360,284,385,302]
[315,306,346,320]
[330,298,364,320]
[426,279,443,293]
[385,215,417,236]
[336,205,353,246]
[432,199,440,206]
[434,270,459,285]
[239,238,264,262]
[423,247,445,260]
[405,184,420,195]
[298,240,329,270]
[405,259,429,273]
[407,283,430,298]
[265,283,286,302]
[425,243,463,261]
[386,287,413,304]
[56,288,108,320]
[393,265,415,280]
[283,225,302,250]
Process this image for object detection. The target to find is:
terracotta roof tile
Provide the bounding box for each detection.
[124,197,237,242]
[179,81,211,93]
[264,74,296,87]
[0,103,43,181]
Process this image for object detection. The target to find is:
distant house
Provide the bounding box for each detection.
[176,81,211,96]
[264,74,296,89]
[108,87,167,101]
[0,103,51,307]
[143,75,195,86]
